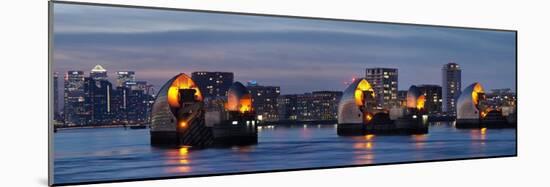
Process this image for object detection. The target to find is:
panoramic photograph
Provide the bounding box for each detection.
[51,2,517,185]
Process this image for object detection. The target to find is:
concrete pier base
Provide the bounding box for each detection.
[150,131,179,145]
[150,118,215,147]
[212,122,257,146]
[456,118,516,129]
[455,119,480,129]
[337,123,365,136]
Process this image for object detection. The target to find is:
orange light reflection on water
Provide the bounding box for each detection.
[300,126,312,138]
[469,128,488,147]
[179,146,189,155]
[352,134,376,164]
[365,134,375,141]
[165,146,192,173]
[352,134,376,150]
[354,154,375,165]
[412,134,427,149]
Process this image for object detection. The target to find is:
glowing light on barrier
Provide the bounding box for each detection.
[167,74,203,108]
[179,121,187,128]
[472,83,484,106]
[365,113,373,123]
[354,79,374,106]
[238,95,253,113]
[225,82,253,114]
[416,95,425,110]
[480,108,492,118]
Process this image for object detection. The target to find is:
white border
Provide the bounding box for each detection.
[2,0,549,187]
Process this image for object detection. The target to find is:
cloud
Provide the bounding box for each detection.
[52,3,516,94]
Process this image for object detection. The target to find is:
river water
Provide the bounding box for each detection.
[53,122,516,184]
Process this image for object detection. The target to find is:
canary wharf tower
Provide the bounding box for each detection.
[442,63,462,116]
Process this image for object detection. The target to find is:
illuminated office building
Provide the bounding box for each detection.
[417,84,443,114]
[365,68,398,108]
[191,71,233,99]
[442,63,461,115]
[116,71,135,87]
[64,71,87,125]
[90,64,108,80]
[247,83,280,121]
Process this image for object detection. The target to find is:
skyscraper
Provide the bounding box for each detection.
[124,80,150,92]
[53,72,60,121]
[417,84,443,115]
[111,86,129,123]
[64,71,88,125]
[442,63,461,116]
[191,71,233,99]
[310,91,342,121]
[116,71,135,87]
[247,83,280,121]
[112,82,155,124]
[365,68,398,108]
[125,88,154,124]
[296,93,315,121]
[84,78,113,124]
[279,91,342,121]
[90,64,108,80]
[277,94,298,121]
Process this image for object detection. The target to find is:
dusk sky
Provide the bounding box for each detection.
[53,3,516,95]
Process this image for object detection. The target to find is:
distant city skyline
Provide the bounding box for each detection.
[53,3,516,96]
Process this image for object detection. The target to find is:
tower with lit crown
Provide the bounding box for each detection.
[442,62,462,116]
[90,64,108,80]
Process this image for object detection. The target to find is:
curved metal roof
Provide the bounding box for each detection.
[457,82,484,119]
[166,73,203,109]
[226,82,253,113]
[151,73,203,131]
[406,85,420,108]
[338,78,375,124]
[228,81,248,99]
[406,85,425,110]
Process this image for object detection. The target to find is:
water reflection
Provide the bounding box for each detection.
[231,145,256,161]
[353,141,374,150]
[468,128,488,150]
[355,154,375,165]
[231,145,256,153]
[412,134,427,149]
[165,146,192,173]
[351,135,376,150]
[470,128,488,141]
[300,125,312,138]
[352,135,376,164]
[54,124,516,184]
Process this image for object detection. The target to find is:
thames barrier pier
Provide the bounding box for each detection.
[150,74,258,147]
[392,86,429,134]
[337,78,426,136]
[207,82,258,145]
[455,82,516,129]
[150,73,214,146]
